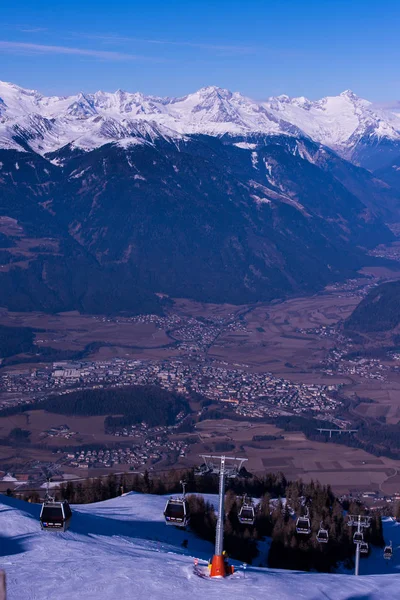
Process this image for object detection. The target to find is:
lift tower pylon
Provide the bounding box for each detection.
[199,454,247,578]
[347,514,372,576]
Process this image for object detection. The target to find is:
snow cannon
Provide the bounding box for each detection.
[209,553,234,578]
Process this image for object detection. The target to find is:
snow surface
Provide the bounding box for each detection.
[1,492,400,600]
[0,81,289,155]
[2,80,399,157]
[1,474,17,483]
[265,90,400,155]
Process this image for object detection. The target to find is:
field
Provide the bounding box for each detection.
[0,310,175,360]
[1,406,399,495]
[186,418,400,495]
[0,409,120,483]
[0,281,375,379]
[208,295,357,380]
[2,263,400,493]
[0,410,112,447]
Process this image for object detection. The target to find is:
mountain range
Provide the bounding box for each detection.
[1,81,400,314]
[2,81,400,168]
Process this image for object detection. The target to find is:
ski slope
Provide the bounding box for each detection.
[0,492,399,600]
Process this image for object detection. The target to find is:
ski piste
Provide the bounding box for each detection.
[192,564,244,580]
[192,563,209,579]
[1,492,400,599]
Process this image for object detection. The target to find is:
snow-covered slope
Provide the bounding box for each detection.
[3,80,400,165]
[1,492,399,600]
[265,90,400,163]
[0,81,302,154]
[266,91,400,147]
[0,82,400,164]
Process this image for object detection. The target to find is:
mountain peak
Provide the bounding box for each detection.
[0,79,41,99]
[195,85,233,99]
[339,89,360,101]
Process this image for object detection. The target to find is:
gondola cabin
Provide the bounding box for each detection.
[353,531,364,544]
[316,527,329,543]
[359,542,369,554]
[40,501,72,532]
[384,544,393,560]
[164,498,190,527]
[238,505,255,526]
[296,516,311,535]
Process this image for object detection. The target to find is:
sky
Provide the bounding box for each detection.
[0,0,400,101]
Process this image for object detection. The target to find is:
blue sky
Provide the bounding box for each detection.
[1,0,399,101]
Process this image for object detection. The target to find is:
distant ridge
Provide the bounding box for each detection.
[1,80,400,168]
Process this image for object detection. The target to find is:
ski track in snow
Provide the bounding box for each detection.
[1,493,400,600]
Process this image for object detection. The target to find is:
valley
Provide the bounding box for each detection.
[2,80,400,503]
[3,2,400,596]
[2,246,400,497]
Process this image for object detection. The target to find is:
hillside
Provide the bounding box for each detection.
[0,492,399,599]
[375,157,400,192]
[0,136,396,314]
[345,280,400,332]
[1,81,400,314]
[0,324,36,358]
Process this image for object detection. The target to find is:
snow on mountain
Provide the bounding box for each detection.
[1,492,400,600]
[0,81,305,154]
[371,100,400,130]
[265,90,400,160]
[1,80,400,166]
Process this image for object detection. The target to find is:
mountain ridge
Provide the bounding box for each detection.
[0,132,395,314]
[2,80,400,169]
[1,81,400,315]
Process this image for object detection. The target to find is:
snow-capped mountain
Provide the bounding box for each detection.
[1,492,400,599]
[265,90,400,170]
[0,81,302,154]
[1,80,400,170]
[1,80,400,315]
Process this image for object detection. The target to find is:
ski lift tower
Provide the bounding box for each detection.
[347,514,372,576]
[200,455,247,578]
